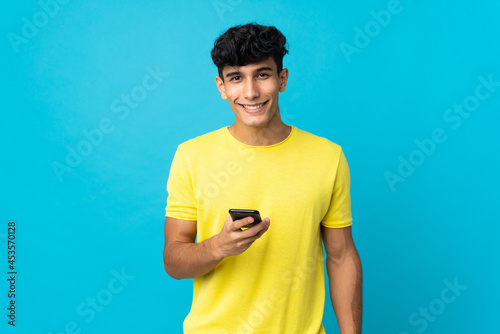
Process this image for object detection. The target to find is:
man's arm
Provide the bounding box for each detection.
[321,225,363,334]
[163,214,270,280]
[163,216,223,280]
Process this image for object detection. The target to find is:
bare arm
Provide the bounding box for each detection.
[163,216,221,280]
[321,225,363,334]
[163,214,270,280]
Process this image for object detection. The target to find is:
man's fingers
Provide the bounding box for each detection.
[239,218,270,238]
[236,216,255,230]
[226,214,243,231]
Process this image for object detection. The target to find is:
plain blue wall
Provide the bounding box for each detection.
[2,0,499,333]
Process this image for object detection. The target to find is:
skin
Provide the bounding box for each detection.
[164,56,362,334]
[215,56,291,146]
[322,225,363,334]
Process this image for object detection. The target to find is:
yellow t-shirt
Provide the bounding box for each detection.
[165,124,353,334]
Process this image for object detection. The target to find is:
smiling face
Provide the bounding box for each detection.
[215,56,289,129]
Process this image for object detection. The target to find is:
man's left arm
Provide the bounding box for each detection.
[321,225,362,334]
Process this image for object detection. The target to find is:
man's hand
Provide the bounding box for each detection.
[214,214,270,258]
[163,214,270,279]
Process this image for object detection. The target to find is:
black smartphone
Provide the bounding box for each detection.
[229,209,262,229]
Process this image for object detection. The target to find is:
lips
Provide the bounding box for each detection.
[239,100,268,113]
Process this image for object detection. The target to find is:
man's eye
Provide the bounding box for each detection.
[259,73,270,78]
[230,76,241,81]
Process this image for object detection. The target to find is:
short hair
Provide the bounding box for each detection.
[211,22,289,81]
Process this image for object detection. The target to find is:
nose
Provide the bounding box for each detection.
[242,78,259,100]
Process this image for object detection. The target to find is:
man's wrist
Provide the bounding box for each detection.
[206,234,224,262]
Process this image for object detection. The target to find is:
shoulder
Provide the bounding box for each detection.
[176,127,225,154]
[294,126,343,156]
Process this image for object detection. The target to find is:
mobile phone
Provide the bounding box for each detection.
[229,209,262,229]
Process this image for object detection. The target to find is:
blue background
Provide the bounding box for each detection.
[2,0,499,333]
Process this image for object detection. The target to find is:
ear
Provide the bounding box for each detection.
[278,68,289,93]
[215,76,228,100]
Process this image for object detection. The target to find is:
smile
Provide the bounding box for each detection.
[239,100,269,113]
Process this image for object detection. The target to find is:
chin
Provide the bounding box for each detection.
[242,115,269,127]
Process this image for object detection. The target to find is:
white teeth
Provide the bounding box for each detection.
[243,102,265,110]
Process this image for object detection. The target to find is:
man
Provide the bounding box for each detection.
[163,23,362,334]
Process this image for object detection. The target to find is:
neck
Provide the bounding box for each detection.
[228,116,291,146]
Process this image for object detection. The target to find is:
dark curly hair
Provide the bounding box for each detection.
[211,23,289,81]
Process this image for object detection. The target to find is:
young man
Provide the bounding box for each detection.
[163,23,362,334]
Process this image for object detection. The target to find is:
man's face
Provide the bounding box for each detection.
[215,56,288,128]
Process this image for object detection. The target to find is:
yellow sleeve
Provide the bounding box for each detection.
[320,149,353,228]
[165,144,197,221]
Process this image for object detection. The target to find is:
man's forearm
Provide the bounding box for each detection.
[326,248,363,334]
[164,236,223,280]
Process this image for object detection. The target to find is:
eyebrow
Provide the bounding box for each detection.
[225,66,274,78]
